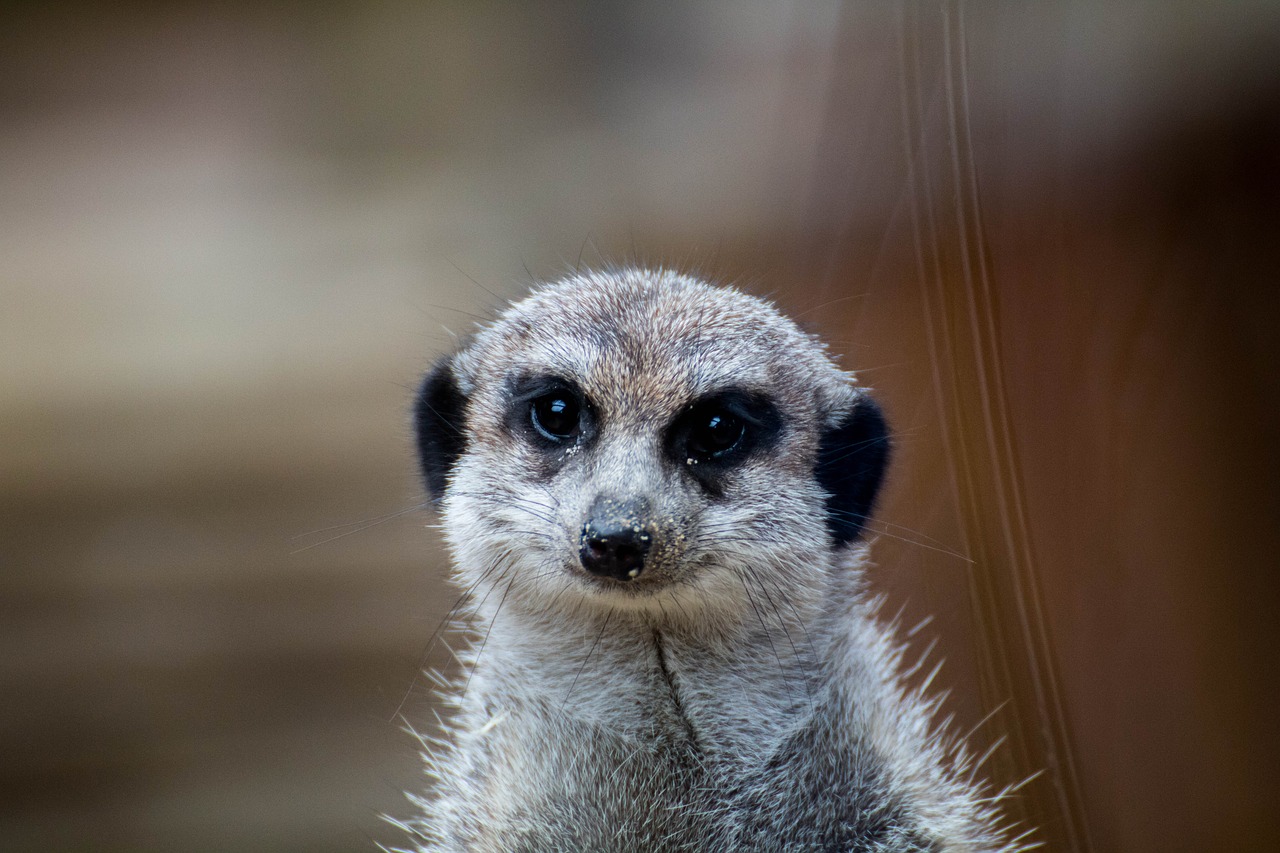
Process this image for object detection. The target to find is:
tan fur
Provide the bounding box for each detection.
[394,269,1025,852]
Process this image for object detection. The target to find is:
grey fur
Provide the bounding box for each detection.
[395,269,1023,852]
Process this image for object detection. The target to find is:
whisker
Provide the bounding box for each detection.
[746,572,815,707]
[291,504,429,554]
[389,553,510,721]
[563,608,614,708]
[462,563,521,700]
[732,568,797,708]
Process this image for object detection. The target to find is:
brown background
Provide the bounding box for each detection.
[2,2,1277,851]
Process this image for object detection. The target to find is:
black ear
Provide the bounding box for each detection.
[815,395,891,545]
[413,355,469,502]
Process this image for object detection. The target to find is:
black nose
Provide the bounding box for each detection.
[579,520,652,581]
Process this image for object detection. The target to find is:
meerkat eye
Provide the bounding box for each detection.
[530,391,581,440]
[686,409,744,459]
[668,389,782,482]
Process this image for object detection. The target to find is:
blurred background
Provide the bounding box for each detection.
[2,1,1277,850]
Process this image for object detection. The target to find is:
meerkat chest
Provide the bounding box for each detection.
[446,697,724,852]
[438,631,809,851]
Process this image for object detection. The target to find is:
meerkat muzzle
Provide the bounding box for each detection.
[578,497,653,581]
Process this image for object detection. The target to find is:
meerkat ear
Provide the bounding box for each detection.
[815,394,891,545]
[414,355,470,503]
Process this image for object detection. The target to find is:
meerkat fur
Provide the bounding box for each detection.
[395,268,1025,852]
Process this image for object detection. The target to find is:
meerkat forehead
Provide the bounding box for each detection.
[455,269,856,424]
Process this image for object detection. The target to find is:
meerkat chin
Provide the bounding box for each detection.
[400,268,1021,852]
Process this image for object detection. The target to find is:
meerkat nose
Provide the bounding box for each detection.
[579,519,652,582]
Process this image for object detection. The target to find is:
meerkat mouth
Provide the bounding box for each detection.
[575,564,669,594]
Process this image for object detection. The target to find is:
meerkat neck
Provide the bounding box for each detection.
[463,597,829,756]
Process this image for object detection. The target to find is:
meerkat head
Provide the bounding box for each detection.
[414,269,888,624]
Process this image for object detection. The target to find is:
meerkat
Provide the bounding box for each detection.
[397,268,1020,852]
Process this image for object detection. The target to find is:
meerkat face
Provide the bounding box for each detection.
[414,269,888,622]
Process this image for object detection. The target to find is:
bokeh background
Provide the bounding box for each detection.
[3,1,1277,850]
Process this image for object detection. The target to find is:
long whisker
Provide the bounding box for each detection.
[389,552,511,721]
[291,503,430,554]
[732,568,796,708]
[750,569,821,667]
[563,608,614,708]
[462,560,521,701]
[745,571,814,708]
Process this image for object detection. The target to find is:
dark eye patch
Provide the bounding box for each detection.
[666,388,782,492]
[531,390,581,439]
[686,408,744,458]
[505,374,594,452]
